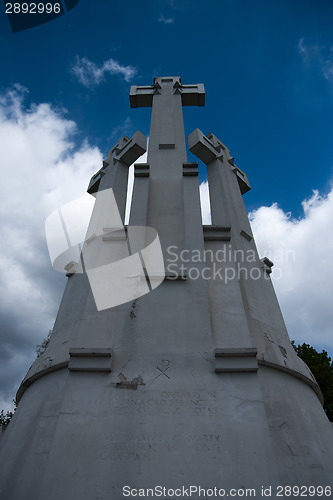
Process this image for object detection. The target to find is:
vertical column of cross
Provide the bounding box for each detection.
[79,132,147,311]
[189,128,254,349]
[130,77,205,274]
[84,131,146,273]
[88,132,146,224]
[189,129,306,373]
[147,77,186,270]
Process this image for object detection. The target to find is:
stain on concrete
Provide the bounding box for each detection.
[116,372,145,390]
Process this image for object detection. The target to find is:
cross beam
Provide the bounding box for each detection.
[189,128,251,194]
[87,131,146,195]
[130,76,205,108]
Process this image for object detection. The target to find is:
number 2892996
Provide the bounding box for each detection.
[5,3,61,14]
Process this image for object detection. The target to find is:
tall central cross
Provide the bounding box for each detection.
[130,76,204,158]
[129,77,205,262]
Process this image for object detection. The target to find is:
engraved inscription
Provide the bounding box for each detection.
[112,390,218,416]
[99,430,222,464]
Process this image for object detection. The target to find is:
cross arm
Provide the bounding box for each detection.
[108,130,146,166]
[130,85,156,108]
[188,128,251,194]
[177,83,205,106]
[188,128,223,163]
[130,78,205,108]
[87,131,146,195]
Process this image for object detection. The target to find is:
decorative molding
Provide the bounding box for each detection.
[232,166,251,195]
[164,269,187,281]
[64,261,79,278]
[134,163,150,177]
[183,162,199,176]
[68,348,112,373]
[102,227,126,242]
[258,360,324,405]
[203,225,231,241]
[240,230,252,241]
[16,361,69,403]
[214,348,258,373]
[261,257,274,274]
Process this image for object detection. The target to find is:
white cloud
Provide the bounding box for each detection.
[297,37,320,64]
[158,14,174,24]
[249,188,333,352]
[323,51,333,81]
[71,56,137,88]
[297,37,333,82]
[297,37,306,55]
[200,180,333,353]
[110,116,132,141]
[0,85,102,410]
[124,151,148,225]
[199,181,212,224]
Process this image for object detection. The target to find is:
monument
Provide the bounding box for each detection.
[0,76,332,499]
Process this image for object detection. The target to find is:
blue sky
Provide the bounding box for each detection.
[1,0,333,409]
[1,0,333,213]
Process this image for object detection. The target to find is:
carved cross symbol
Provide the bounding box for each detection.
[155,359,170,379]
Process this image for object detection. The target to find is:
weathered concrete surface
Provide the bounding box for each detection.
[0,77,332,500]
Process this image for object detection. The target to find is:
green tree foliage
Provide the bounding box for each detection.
[36,329,53,357]
[0,409,14,427]
[0,401,17,427]
[1,329,53,427]
[292,342,333,422]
